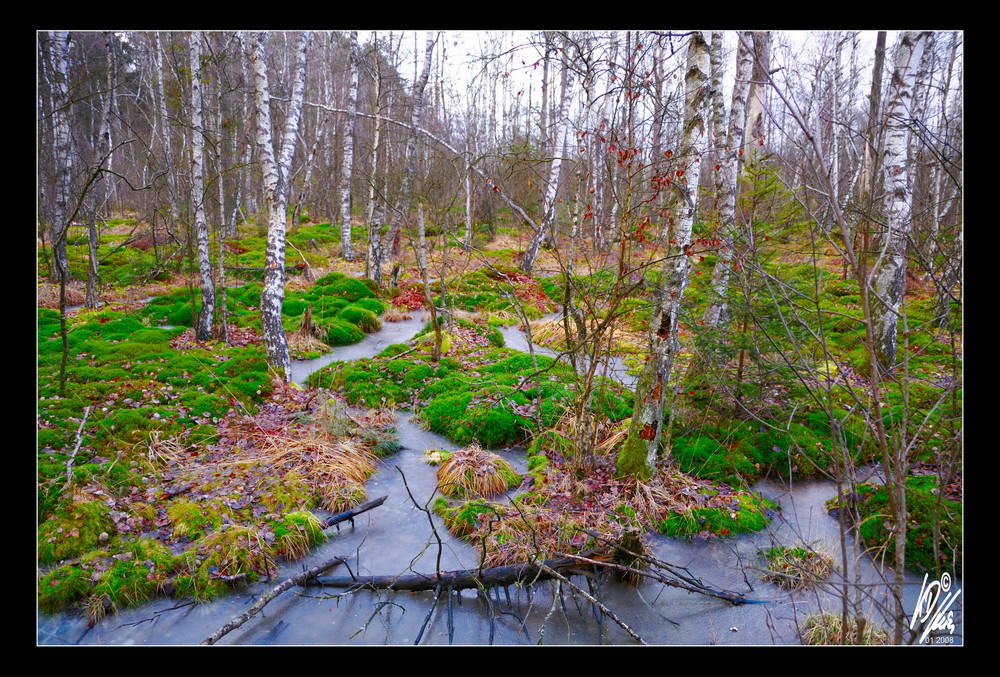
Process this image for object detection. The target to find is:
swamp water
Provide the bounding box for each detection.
[37,315,960,645]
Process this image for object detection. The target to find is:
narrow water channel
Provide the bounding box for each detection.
[37,315,960,645]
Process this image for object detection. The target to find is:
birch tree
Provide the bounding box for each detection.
[871,31,927,372]
[85,32,116,309]
[190,32,216,341]
[617,32,711,480]
[375,31,436,287]
[520,33,575,274]
[45,31,73,287]
[246,30,311,379]
[339,31,360,261]
[701,31,753,331]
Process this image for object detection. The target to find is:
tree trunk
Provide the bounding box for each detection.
[190,32,216,341]
[379,31,436,287]
[247,30,311,380]
[871,32,927,372]
[702,31,753,331]
[47,31,72,286]
[339,31,360,261]
[521,35,575,274]
[617,32,710,480]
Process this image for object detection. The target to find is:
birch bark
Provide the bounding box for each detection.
[702,32,753,330]
[247,30,311,379]
[47,31,72,286]
[339,31,360,261]
[190,32,216,341]
[386,32,435,286]
[617,32,710,479]
[521,36,574,274]
[86,33,115,309]
[871,31,927,372]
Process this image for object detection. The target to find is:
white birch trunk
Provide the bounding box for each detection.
[521,42,575,274]
[190,32,216,341]
[86,33,115,309]
[154,33,181,233]
[871,31,926,371]
[702,32,753,330]
[47,31,72,285]
[618,32,710,479]
[339,31,360,261]
[743,32,771,167]
[247,30,311,380]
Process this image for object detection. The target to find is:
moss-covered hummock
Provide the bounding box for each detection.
[656,491,776,538]
[847,477,962,578]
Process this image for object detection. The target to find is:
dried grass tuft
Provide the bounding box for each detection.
[436,443,520,499]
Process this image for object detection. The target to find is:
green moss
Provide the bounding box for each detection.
[353,297,385,316]
[672,434,758,485]
[337,305,382,332]
[271,511,326,560]
[320,318,365,347]
[434,497,497,538]
[853,478,962,578]
[176,525,277,601]
[657,492,775,538]
[167,499,228,541]
[312,272,376,303]
[38,500,117,565]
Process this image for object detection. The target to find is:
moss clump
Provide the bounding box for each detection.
[38,538,176,623]
[352,297,385,316]
[271,511,326,561]
[337,305,382,333]
[434,497,499,538]
[657,492,775,538]
[311,271,376,303]
[851,477,962,578]
[800,613,890,645]
[166,499,228,541]
[672,434,758,485]
[38,500,117,565]
[319,318,365,347]
[175,524,276,601]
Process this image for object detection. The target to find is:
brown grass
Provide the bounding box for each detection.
[436,443,520,499]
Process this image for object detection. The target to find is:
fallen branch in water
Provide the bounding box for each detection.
[320,495,387,529]
[299,553,594,593]
[577,528,769,605]
[200,554,349,645]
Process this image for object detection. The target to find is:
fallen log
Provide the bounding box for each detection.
[299,554,593,593]
[200,554,349,645]
[320,495,387,529]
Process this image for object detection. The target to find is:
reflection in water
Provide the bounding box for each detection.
[37,314,960,645]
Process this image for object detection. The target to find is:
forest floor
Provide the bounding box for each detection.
[36,218,963,636]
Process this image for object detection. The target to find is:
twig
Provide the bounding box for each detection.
[532,557,647,645]
[63,406,91,492]
[199,554,348,645]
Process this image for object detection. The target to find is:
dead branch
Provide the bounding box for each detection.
[298,554,593,593]
[200,554,349,645]
[319,494,387,530]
